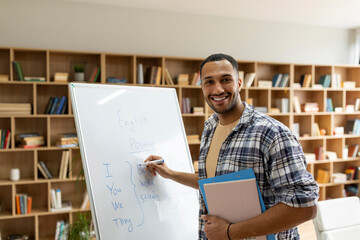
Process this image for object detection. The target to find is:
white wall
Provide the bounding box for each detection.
[0,0,356,64]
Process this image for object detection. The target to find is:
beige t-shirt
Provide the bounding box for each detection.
[206,119,239,178]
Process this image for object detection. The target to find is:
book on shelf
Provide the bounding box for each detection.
[181,98,191,114]
[106,77,127,84]
[88,67,101,83]
[269,108,280,114]
[342,81,356,89]
[316,169,330,183]
[37,161,53,179]
[345,104,355,113]
[315,147,325,160]
[4,234,29,240]
[313,123,321,137]
[177,73,189,86]
[272,73,282,87]
[190,71,201,86]
[279,73,289,87]
[55,220,69,240]
[355,98,360,111]
[146,66,161,85]
[24,76,45,82]
[303,102,319,113]
[257,80,272,88]
[0,103,31,115]
[326,98,334,112]
[54,72,69,82]
[345,184,359,197]
[318,75,331,88]
[291,123,300,138]
[300,74,312,88]
[0,129,11,149]
[59,150,70,179]
[12,61,24,81]
[275,98,289,113]
[325,151,337,160]
[56,133,78,148]
[54,96,67,114]
[16,134,44,148]
[51,201,73,212]
[345,166,357,180]
[192,106,204,115]
[345,119,360,135]
[15,193,32,215]
[164,68,174,85]
[304,153,316,163]
[348,144,359,158]
[244,72,256,87]
[293,96,301,113]
[0,74,9,82]
[331,73,341,88]
[332,173,347,183]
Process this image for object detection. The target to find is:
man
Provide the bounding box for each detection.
[146,53,319,240]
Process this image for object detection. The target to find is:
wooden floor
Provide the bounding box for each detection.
[298,220,317,240]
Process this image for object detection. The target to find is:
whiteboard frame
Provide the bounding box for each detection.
[69,83,197,239]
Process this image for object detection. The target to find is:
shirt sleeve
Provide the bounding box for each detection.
[265,129,319,208]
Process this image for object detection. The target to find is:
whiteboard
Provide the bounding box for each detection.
[69,83,199,240]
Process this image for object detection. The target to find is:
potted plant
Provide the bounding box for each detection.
[67,213,95,240]
[74,64,85,82]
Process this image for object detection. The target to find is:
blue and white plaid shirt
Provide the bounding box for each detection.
[198,102,319,240]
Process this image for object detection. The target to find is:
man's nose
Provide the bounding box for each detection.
[212,82,225,95]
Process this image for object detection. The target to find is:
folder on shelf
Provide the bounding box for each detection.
[198,168,275,240]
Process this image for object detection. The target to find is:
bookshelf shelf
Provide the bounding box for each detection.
[0,46,359,238]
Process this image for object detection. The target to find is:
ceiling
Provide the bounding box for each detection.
[66,0,360,29]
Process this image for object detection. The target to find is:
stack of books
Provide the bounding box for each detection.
[50,188,72,212]
[0,103,31,115]
[16,133,44,149]
[15,193,32,215]
[303,102,319,112]
[56,133,78,148]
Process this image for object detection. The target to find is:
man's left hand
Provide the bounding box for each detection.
[201,215,229,240]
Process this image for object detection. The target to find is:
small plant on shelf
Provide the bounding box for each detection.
[74,64,85,82]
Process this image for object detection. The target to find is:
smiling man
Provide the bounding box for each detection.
[146,53,319,240]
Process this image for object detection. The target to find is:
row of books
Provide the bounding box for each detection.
[16,133,44,149]
[37,150,70,179]
[15,193,32,215]
[346,119,360,135]
[56,133,78,148]
[55,220,69,240]
[13,61,45,82]
[272,73,289,87]
[0,129,11,149]
[137,65,162,85]
[300,74,312,88]
[44,96,68,114]
[0,103,31,115]
[50,188,73,212]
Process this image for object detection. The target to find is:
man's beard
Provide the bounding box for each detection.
[206,91,240,114]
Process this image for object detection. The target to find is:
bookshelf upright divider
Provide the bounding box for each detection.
[0,46,359,239]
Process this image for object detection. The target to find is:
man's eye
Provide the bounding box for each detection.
[204,80,213,85]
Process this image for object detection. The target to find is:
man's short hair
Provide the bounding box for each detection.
[199,53,239,78]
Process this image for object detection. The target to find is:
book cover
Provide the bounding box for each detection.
[93,67,101,83]
[44,97,54,114]
[27,196,32,214]
[244,73,256,87]
[37,162,49,179]
[55,96,67,114]
[16,194,21,214]
[39,161,53,179]
[49,97,59,114]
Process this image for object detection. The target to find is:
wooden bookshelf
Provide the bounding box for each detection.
[0,46,360,239]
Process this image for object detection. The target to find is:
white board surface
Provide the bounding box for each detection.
[69,83,199,240]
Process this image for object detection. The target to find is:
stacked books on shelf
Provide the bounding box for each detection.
[345,119,360,135]
[56,133,78,148]
[55,220,69,240]
[54,72,69,82]
[23,77,45,82]
[107,77,127,84]
[15,193,32,215]
[0,129,11,149]
[59,150,70,179]
[16,133,44,149]
[192,107,204,115]
[0,74,9,82]
[50,188,72,212]
[37,161,53,179]
[0,103,31,115]
[44,96,68,114]
[303,102,319,113]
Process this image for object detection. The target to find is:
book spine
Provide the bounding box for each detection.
[49,97,59,114]
[55,96,67,114]
[93,67,100,83]
[40,161,53,179]
[44,97,54,114]
[20,194,25,214]
[16,194,20,214]
[56,189,62,209]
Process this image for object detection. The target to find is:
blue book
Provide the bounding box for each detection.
[198,168,275,240]
[55,96,67,114]
[49,97,59,114]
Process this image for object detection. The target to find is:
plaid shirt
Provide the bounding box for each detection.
[198,102,319,240]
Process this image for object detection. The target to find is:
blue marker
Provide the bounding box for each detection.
[137,159,164,167]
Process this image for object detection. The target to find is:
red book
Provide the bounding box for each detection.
[315,147,325,160]
[4,130,10,149]
[16,195,21,214]
[22,144,42,149]
[27,196,32,214]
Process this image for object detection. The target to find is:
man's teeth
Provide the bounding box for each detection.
[213,96,226,101]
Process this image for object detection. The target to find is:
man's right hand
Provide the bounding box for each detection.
[145,155,173,179]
